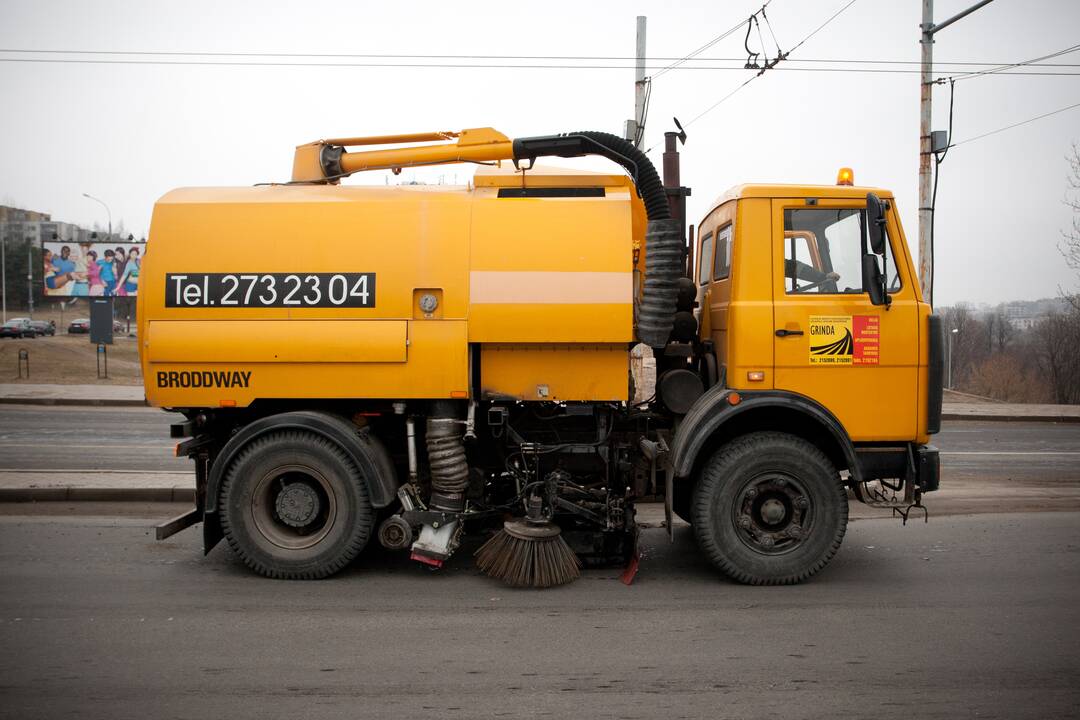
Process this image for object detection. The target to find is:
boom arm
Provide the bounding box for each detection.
[291,128,515,182]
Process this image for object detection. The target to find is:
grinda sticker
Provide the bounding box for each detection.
[809,315,879,365]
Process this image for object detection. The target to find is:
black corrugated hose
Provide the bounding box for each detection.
[511,131,681,349]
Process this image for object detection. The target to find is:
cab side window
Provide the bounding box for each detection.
[712,225,732,281]
[698,232,714,286]
[783,208,899,294]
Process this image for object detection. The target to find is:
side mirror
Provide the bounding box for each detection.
[862,254,887,306]
[866,192,886,255]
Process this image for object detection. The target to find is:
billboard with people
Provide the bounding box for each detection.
[42,241,141,297]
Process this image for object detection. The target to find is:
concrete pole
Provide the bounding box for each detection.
[918,0,934,305]
[918,0,995,307]
[633,16,647,148]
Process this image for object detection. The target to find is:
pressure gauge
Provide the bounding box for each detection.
[419,293,439,314]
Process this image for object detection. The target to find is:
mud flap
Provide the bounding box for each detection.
[659,438,672,542]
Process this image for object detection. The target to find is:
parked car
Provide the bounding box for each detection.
[113,320,128,334]
[29,320,55,337]
[68,318,90,334]
[0,319,35,338]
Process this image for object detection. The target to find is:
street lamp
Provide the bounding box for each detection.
[26,235,34,316]
[82,193,112,240]
[947,327,959,390]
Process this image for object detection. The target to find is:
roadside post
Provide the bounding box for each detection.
[17,348,29,378]
[96,343,108,379]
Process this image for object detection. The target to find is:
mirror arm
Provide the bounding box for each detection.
[882,244,892,310]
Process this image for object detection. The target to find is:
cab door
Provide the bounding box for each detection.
[771,197,918,441]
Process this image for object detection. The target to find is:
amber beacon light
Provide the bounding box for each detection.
[836,167,854,186]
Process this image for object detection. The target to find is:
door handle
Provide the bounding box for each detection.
[775,328,804,338]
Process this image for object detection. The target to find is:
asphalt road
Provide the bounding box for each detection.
[1,404,1079,482]
[0,512,1077,719]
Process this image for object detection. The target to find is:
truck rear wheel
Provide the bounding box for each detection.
[691,432,848,585]
[219,430,373,579]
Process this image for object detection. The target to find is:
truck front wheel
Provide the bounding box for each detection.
[691,432,848,585]
[219,430,374,579]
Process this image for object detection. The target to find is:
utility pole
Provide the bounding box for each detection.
[624,16,647,147]
[918,0,995,305]
[918,0,934,304]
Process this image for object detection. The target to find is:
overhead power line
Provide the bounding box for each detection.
[678,0,861,132]
[651,4,769,79]
[947,41,1080,82]
[2,47,1079,67]
[786,0,860,56]
[950,99,1080,147]
[2,49,1079,77]
[4,55,1079,76]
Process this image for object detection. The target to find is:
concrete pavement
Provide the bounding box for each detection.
[3,381,1080,420]
[943,401,1080,422]
[0,382,145,406]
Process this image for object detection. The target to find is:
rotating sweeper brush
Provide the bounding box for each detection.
[475,496,581,589]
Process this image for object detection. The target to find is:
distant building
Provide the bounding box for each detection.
[999,299,1069,331]
[0,205,92,247]
[1007,316,1040,331]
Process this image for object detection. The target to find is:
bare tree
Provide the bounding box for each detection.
[1062,143,1080,309]
[940,304,991,388]
[1034,308,1080,404]
[989,306,1015,353]
[967,351,1051,403]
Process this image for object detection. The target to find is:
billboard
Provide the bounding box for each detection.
[42,241,141,297]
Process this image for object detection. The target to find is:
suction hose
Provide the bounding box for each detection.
[427,401,469,512]
[512,131,682,349]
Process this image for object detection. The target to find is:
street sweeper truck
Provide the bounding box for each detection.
[143,126,943,587]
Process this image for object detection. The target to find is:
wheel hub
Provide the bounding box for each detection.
[759,498,787,525]
[733,473,812,556]
[275,482,321,528]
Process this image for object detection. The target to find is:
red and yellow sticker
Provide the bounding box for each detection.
[809,315,879,365]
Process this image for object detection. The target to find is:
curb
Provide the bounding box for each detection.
[0,396,1076,422]
[941,413,1080,424]
[0,397,148,407]
[0,487,194,503]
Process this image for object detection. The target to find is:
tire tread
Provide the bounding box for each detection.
[691,431,848,586]
[218,430,373,580]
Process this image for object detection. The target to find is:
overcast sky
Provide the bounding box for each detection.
[2,0,1078,306]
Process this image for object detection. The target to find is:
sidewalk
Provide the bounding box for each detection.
[942,402,1080,423]
[3,382,1077,421]
[0,383,145,407]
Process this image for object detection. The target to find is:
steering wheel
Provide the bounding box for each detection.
[793,272,840,293]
